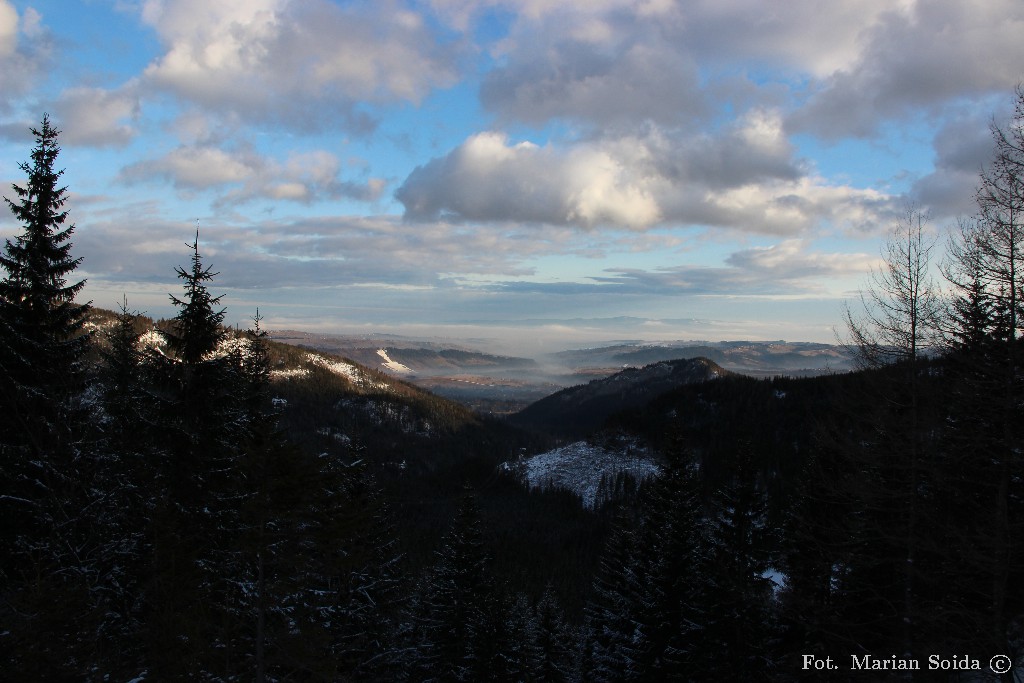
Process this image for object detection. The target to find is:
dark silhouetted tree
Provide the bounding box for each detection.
[0,115,96,679]
[843,207,940,368]
[412,488,507,682]
[935,88,1024,668]
[145,235,248,678]
[0,114,91,452]
[699,444,778,679]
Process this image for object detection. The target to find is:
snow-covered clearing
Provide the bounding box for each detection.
[514,440,660,509]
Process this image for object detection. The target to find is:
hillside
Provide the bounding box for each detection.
[87,309,538,473]
[268,329,538,375]
[510,356,728,438]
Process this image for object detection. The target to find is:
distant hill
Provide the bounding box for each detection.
[267,331,853,413]
[378,347,538,372]
[268,329,537,376]
[510,357,728,439]
[550,340,852,377]
[268,329,549,411]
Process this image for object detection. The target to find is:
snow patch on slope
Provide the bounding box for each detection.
[307,353,389,391]
[211,335,252,359]
[136,330,165,351]
[377,348,413,374]
[511,440,660,509]
[270,367,311,379]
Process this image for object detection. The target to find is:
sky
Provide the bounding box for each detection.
[0,0,1021,351]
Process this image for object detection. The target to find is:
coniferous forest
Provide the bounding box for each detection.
[0,91,1022,681]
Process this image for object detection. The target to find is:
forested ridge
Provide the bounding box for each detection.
[0,90,1022,682]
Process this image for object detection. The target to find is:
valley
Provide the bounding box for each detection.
[269,328,855,412]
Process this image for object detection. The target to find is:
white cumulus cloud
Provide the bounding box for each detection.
[397,113,893,234]
[139,0,462,133]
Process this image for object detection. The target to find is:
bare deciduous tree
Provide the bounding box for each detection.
[843,208,941,368]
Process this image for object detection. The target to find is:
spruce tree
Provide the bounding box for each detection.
[100,298,151,443]
[933,88,1024,665]
[532,585,575,683]
[307,455,405,680]
[583,448,711,682]
[0,115,95,679]
[971,88,1024,664]
[146,235,246,678]
[699,444,777,679]
[87,299,154,677]
[161,233,226,364]
[583,504,642,682]
[153,232,239,485]
[413,488,504,682]
[636,454,708,680]
[0,114,91,451]
[228,312,317,681]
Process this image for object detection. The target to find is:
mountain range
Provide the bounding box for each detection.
[268,329,853,413]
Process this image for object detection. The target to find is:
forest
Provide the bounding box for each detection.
[0,89,1022,682]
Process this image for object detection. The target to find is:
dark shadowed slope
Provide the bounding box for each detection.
[510,357,728,439]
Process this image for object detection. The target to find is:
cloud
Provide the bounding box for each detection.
[666,0,903,78]
[451,0,1023,158]
[0,1,51,111]
[397,130,666,228]
[724,239,875,280]
[52,86,141,147]
[71,198,870,331]
[469,0,913,130]
[480,11,707,128]
[121,146,257,188]
[397,113,893,233]
[588,239,876,296]
[72,204,589,295]
[788,0,1024,139]
[139,0,462,133]
[910,110,995,218]
[120,145,385,206]
[0,1,17,56]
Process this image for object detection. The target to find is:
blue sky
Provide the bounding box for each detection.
[0,0,1020,349]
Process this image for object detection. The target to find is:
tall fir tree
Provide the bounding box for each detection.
[146,235,248,678]
[82,299,155,678]
[582,503,643,683]
[634,452,709,680]
[0,114,91,452]
[699,443,778,680]
[972,88,1024,667]
[531,584,576,683]
[0,115,96,679]
[934,88,1024,668]
[412,488,506,683]
[298,452,406,681]
[582,446,711,683]
[152,232,239,487]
